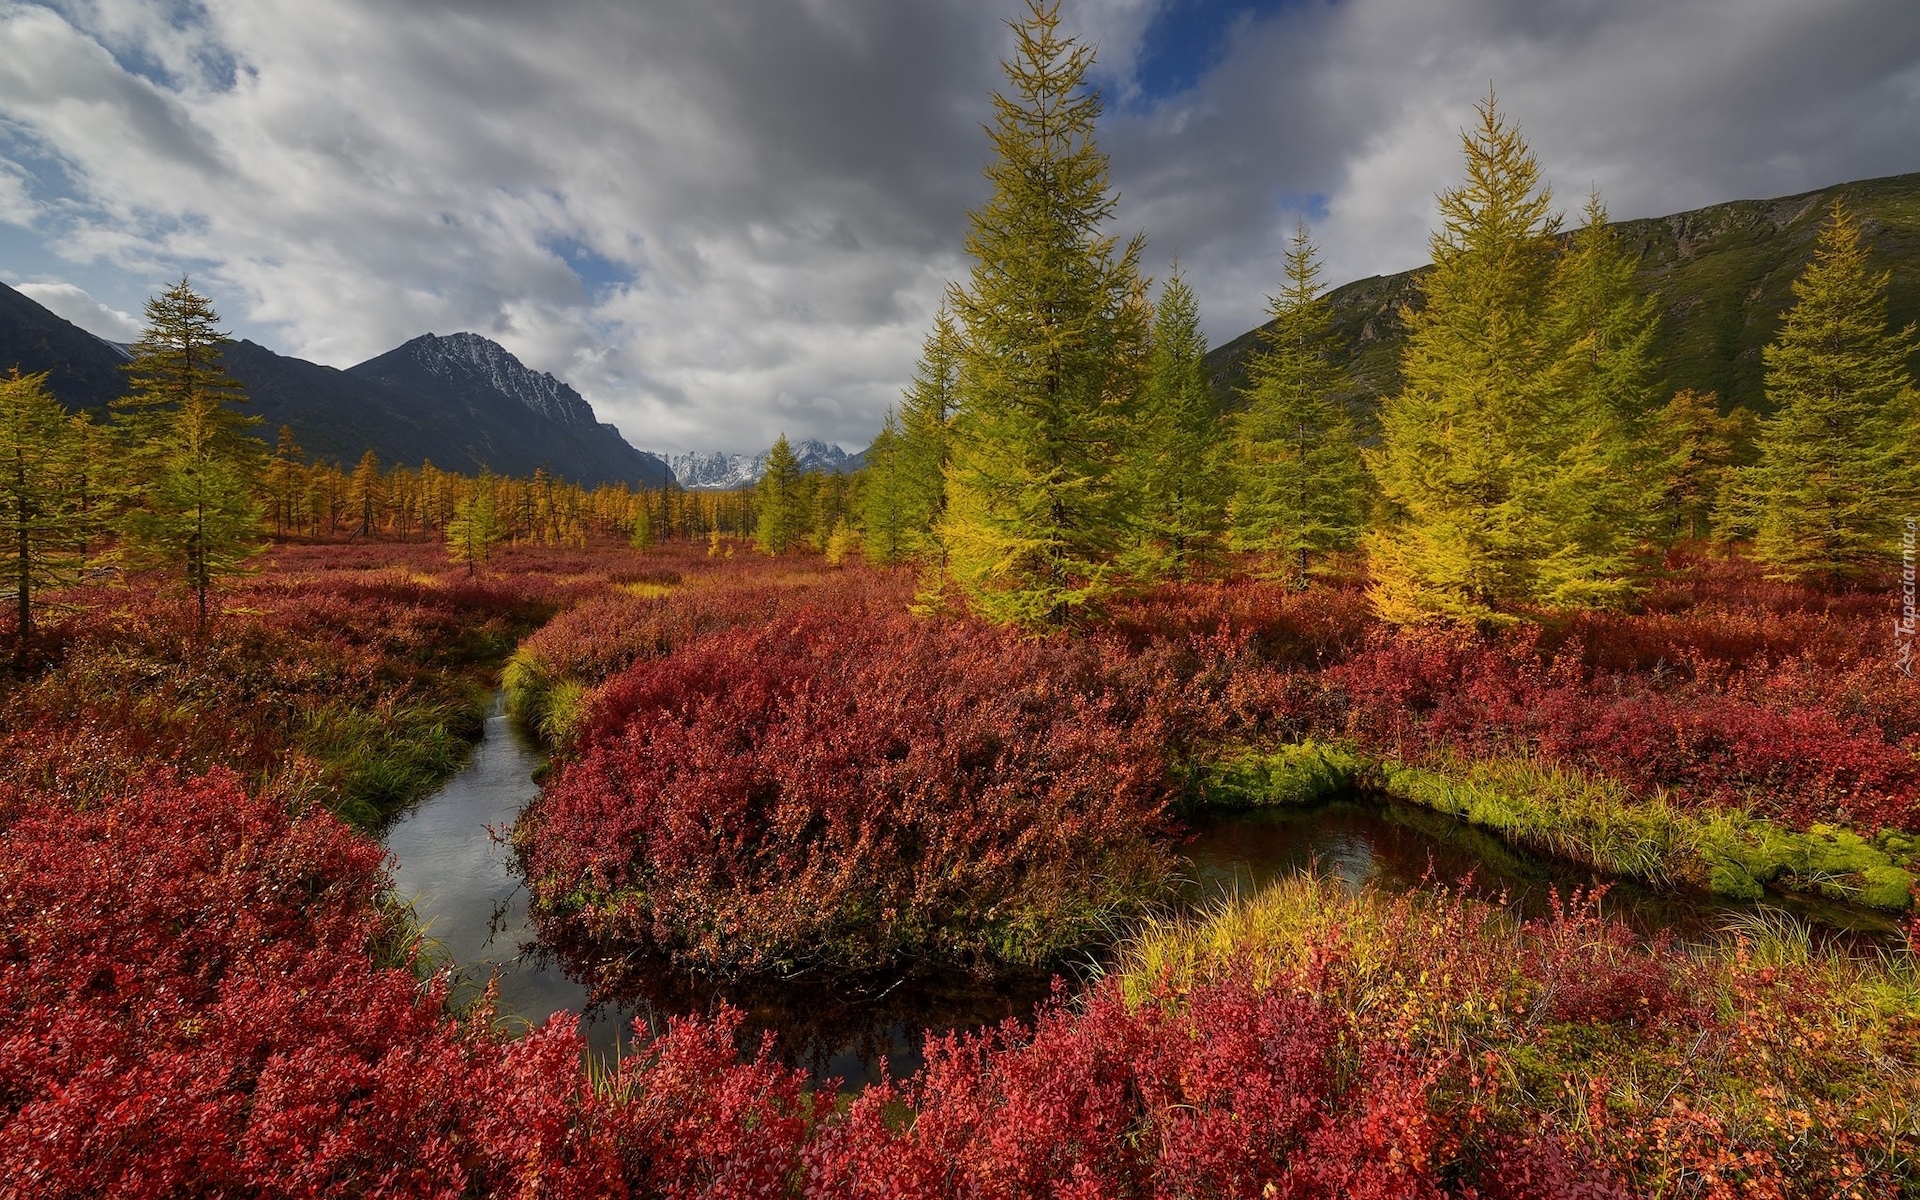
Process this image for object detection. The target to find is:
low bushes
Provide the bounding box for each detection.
[519,607,1180,974]
[505,549,913,745]
[1113,876,1920,1198]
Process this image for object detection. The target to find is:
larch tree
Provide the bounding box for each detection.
[941,0,1147,627]
[859,411,910,565]
[1367,95,1564,624]
[1131,265,1226,581]
[115,278,265,633]
[264,426,305,538]
[755,433,805,555]
[445,478,504,576]
[1229,224,1366,584]
[1529,193,1664,608]
[0,370,90,671]
[1737,199,1917,582]
[898,307,961,566]
[349,449,384,538]
[1655,389,1755,544]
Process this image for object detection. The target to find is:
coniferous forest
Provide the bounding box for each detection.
[5,2,1920,1196]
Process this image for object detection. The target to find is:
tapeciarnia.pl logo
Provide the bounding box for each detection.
[1899,518,1916,679]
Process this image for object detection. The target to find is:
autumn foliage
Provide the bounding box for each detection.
[4,540,1918,1195]
[521,606,1179,973]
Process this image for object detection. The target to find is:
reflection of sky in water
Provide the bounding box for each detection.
[388,707,1901,1089]
[383,700,635,1055]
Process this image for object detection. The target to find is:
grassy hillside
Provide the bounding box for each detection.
[1205,171,1920,423]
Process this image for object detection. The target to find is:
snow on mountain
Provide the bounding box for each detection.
[662,438,862,489]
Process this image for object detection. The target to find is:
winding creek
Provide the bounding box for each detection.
[385,693,1902,1089]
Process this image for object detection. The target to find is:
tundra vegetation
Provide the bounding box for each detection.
[4,1,1920,1195]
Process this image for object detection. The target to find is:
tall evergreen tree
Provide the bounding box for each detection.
[941,0,1147,627]
[1529,193,1663,607]
[1736,199,1918,582]
[1131,265,1225,580]
[898,308,961,565]
[115,279,265,632]
[1369,121,1666,621]
[628,495,654,550]
[445,479,503,576]
[1230,224,1366,583]
[859,411,910,565]
[0,370,89,670]
[755,433,805,555]
[349,449,384,538]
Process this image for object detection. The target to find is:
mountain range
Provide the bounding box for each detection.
[0,291,670,488]
[1205,170,1920,421]
[663,440,864,490]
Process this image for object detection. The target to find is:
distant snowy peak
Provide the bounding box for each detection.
[401,331,597,429]
[663,438,861,489]
[666,451,759,490]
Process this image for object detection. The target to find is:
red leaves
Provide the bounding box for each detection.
[806,971,1570,1200]
[522,608,1180,973]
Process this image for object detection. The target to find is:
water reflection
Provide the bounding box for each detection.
[1181,798,1903,946]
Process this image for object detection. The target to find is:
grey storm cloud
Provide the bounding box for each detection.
[0,0,1916,454]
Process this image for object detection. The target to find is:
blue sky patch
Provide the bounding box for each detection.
[1130,0,1307,104]
[550,237,633,299]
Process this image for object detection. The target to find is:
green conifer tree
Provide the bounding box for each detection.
[1366,95,1563,623]
[1230,224,1366,583]
[1131,265,1225,580]
[1655,389,1754,543]
[898,308,961,565]
[628,496,654,549]
[0,370,90,670]
[940,0,1147,627]
[859,411,910,564]
[1737,199,1918,582]
[755,433,805,555]
[445,480,503,576]
[115,279,265,632]
[1529,193,1663,608]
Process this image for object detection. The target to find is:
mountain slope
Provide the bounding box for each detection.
[346,333,669,487]
[0,283,131,413]
[1205,171,1920,420]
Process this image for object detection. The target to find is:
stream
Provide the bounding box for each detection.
[384,694,1901,1089]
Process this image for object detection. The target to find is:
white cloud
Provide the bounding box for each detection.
[15,279,142,340]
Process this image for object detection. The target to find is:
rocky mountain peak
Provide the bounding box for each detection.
[402,332,598,429]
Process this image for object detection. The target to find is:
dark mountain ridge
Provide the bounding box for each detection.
[346,333,669,487]
[0,291,669,488]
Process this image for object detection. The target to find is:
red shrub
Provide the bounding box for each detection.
[521,608,1180,973]
[1312,618,1920,828]
[805,971,1616,1199]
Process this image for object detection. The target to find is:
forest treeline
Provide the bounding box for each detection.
[5,0,1916,661]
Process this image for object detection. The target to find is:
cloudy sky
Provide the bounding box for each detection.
[0,0,1916,455]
